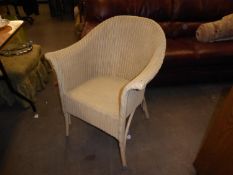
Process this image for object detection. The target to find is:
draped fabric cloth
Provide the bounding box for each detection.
[0,45,49,108]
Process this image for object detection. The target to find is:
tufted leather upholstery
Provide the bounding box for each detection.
[84,0,233,22]
[78,0,233,84]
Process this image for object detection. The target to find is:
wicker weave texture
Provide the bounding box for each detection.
[45,16,166,167]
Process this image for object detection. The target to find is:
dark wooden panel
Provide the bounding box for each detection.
[194,87,233,175]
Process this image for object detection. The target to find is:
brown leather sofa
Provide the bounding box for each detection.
[77,0,233,85]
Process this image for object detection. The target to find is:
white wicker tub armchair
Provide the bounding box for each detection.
[45,15,166,167]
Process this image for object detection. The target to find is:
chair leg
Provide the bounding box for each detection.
[68,114,71,125]
[64,113,70,136]
[141,98,150,119]
[118,110,136,168]
[119,141,127,168]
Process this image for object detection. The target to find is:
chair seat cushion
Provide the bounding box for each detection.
[66,76,129,118]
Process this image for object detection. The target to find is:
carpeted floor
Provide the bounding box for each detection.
[0,4,232,175]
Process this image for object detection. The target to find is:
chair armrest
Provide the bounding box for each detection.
[120,46,166,118]
[45,40,96,94]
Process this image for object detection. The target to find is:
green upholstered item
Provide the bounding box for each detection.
[1,44,41,81]
[0,44,49,107]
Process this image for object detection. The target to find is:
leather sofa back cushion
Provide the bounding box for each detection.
[85,0,173,22]
[81,21,201,38]
[85,0,233,22]
[160,22,201,38]
[172,0,233,21]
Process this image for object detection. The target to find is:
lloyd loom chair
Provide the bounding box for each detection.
[45,16,166,167]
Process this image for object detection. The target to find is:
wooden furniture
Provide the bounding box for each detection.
[0,20,24,48]
[194,87,233,175]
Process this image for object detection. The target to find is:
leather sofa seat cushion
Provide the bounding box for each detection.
[165,38,196,68]
[166,38,233,68]
[194,40,233,66]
